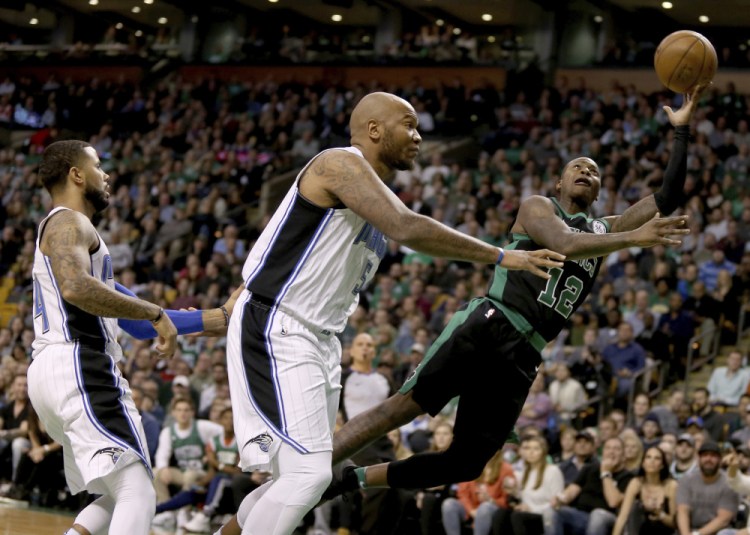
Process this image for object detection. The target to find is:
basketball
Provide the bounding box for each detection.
[654,30,717,93]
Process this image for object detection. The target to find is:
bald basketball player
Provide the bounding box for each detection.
[216,92,565,534]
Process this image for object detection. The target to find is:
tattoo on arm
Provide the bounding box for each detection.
[43,211,159,320]
[319,152,498,263]
[609,196,658,233]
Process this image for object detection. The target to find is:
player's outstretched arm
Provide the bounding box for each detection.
[116,285,243,339]
[304,149,565,277]
[517,196,689,261]
[42,209,177,356]
[607,83,707,233]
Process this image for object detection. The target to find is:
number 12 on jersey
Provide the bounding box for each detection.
[537,267,584,319]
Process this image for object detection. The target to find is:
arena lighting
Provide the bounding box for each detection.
[268,0,279,3]
[135,29,142,36]
[144,0,154,3]
[481,14,492,21]
[29,17,38,25]
[662,1,673,8]
[331,14,342,21]
[132,6,141,13]
[699,15,709,23]
[452,27,461,35]
[115,22,123,29]
[594,15,603,23]
[89,0,98,5]
[487,36,496,43]
[158,17,167,24]
[435,19,444,26]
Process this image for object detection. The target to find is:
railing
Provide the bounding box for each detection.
[682,323,722,396]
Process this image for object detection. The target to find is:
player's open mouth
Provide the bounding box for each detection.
[574,177,592,186]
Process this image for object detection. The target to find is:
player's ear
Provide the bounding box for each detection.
[368,119,381,141]
[69,166,84,185]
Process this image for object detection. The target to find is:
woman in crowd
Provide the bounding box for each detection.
[621,428,645,472]
[612,446,677,535]
[495,435,564,535]
[441,449,514,535]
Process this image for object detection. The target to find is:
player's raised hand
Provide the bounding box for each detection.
[152,312,178,358]
[664,83,710,126]
[631,212,689,248]
[499,249,566,279]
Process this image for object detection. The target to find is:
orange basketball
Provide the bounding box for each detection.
[654,30,717,93]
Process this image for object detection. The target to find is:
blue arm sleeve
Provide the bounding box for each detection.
[115,283,204,339]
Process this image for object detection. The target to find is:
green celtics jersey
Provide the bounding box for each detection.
[171,422,205,471]
[488,198,610,344]
[211,434,239,467]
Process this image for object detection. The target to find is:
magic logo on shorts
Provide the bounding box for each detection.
[248,432,273,452]
[92,446,125,464]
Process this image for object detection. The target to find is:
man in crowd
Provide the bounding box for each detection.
[676,440,738,534]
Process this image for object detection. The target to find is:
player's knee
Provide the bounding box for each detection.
[300,465,332,498]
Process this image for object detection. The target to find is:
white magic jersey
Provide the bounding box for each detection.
[31,207,122,360]
[242,147,386,333]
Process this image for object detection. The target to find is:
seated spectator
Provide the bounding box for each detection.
[725,448,750,535]
[131,386,160,463]
[496,435,563,535]
[671,434,698,480]
[0,373,30,483]
[547,363,586,424]
[544,437,633,535]
[731,404,750,446]
[612,446,676,535]
[628,392,653,430]
[656,291,695,380]
[557,430,597,486]
[3,404,64,506]
[676,440,738,534]
[699,246,736,292]
[621,428,645,473]
[640,414,664,450]
[441,450,514,535]
[707,350,750,406]
[516,373,553,431]
[152,397,223,530]
[651,388,685,436]
[691,387,729,442]
[555,428,577,464]
[602,322,645,401]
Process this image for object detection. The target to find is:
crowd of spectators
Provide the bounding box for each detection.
[2,62,750,533]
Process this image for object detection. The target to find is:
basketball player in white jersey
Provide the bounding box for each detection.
[218,92,566,535]
[27,140,234,535]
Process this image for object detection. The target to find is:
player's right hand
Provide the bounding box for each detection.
[631,212,690,248]
[153,313,178,358]
[499,249,566,279]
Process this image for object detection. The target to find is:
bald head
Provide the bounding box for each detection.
[350,92,414,141]
[349,92,421,173]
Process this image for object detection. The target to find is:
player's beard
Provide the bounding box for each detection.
[381,129,414,171]
[85,183,110,213]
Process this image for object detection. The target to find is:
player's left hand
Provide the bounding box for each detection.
[499,249,566,279]
[664,82,710,126]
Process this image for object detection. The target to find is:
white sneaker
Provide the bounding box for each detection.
[152,511,176,529]
[184,511,211,532]
[177,507,192,528]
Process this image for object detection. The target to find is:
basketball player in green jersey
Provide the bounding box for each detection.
[318,83,705,498]
[217,85,705,534]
